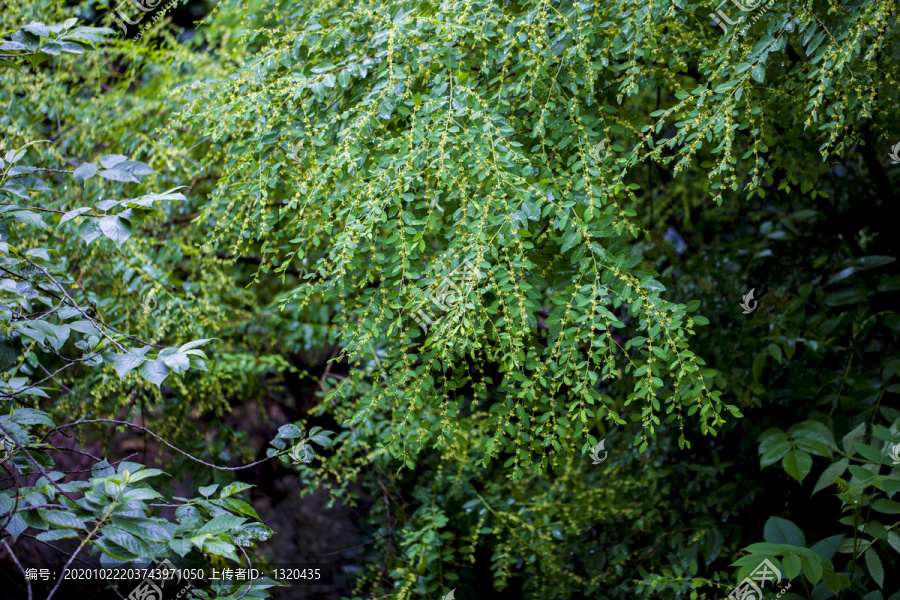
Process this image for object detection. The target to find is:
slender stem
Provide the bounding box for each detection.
[1,537,33,600]
[47,418,296,470]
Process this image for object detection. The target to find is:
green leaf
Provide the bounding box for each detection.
[36,529,80,541]
[99,154,128,168]
[782,450,813,483]
[842,422,866,455]
[11,408,54,427]
[560,230,581,253]
[98,168,139,183]
[202,538,239,561]
[159,348,190,373]
[111,516,174,542]
[37,509,85,529]
[887,531,900,557]
[168,538,192,557]
[77,218,102,245]
[94,536,139,561]
[812,458,849,495]
[751,64,765,83]
[217,497,259,519]
[764,516,806,547]
[126,468,165,482]
[98,216,132,248]
[199,484,219,497]
[801,554,823,586]
[100,525,153,558]
[139,359,169,388]
[871,499,900,514]
[197,513,246,536]
[864,548,884,588]
[278,423,305,439]
[120,488,162,501]
[219,481,253,498]
[179,338,216,351]
[105,352,147,379]
[72,163,97,185]
[809,534,844,562]
[782,553,802,579]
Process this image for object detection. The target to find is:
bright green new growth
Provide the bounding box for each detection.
[174,0,770,479]
[2,0,899,597]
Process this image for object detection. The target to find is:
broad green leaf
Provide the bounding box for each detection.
[219,481,253,498]
[139,359,169,388]
[782,450,813,483]
[764,516,806,547]
[864,548,884,588]
[105,352,147,379]
[197,514,246,536]
[871,499,900,514]
[38,509,85,529]
[812,458,849,495]
[98,216,132,248]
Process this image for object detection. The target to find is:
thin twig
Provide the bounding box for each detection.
[0,423,78,505]
[1,537,32,600]
[47,419,291,471]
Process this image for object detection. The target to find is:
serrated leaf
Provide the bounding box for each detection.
[871,499,900,514]
[138,359,169,388]
[782,450,813,483]
[157,349,189,374]
[77,218,102,245]
[278,424,304,439]
[98,169,139,183]
[36,529,80,541]
[11,408,54,427]
[782,553,802,579]
[197,513,246,536]
[38,509,85,529]
[751,64,765,83]
[101,525,153,558]
[864,548,883,588]
[105,352,147,379]
[99,154,128,169]
[73,163,98,184]
[219,481,253,498]
[812,458,849,495]
[111,516,173,542]
[801,554,823,586]
[764,516,806,547]
[842,422,866,454]
[98,216,132,248]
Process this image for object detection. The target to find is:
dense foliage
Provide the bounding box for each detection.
[1,0,898,599]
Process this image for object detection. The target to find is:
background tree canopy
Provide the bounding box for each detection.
[1,0,898,598]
